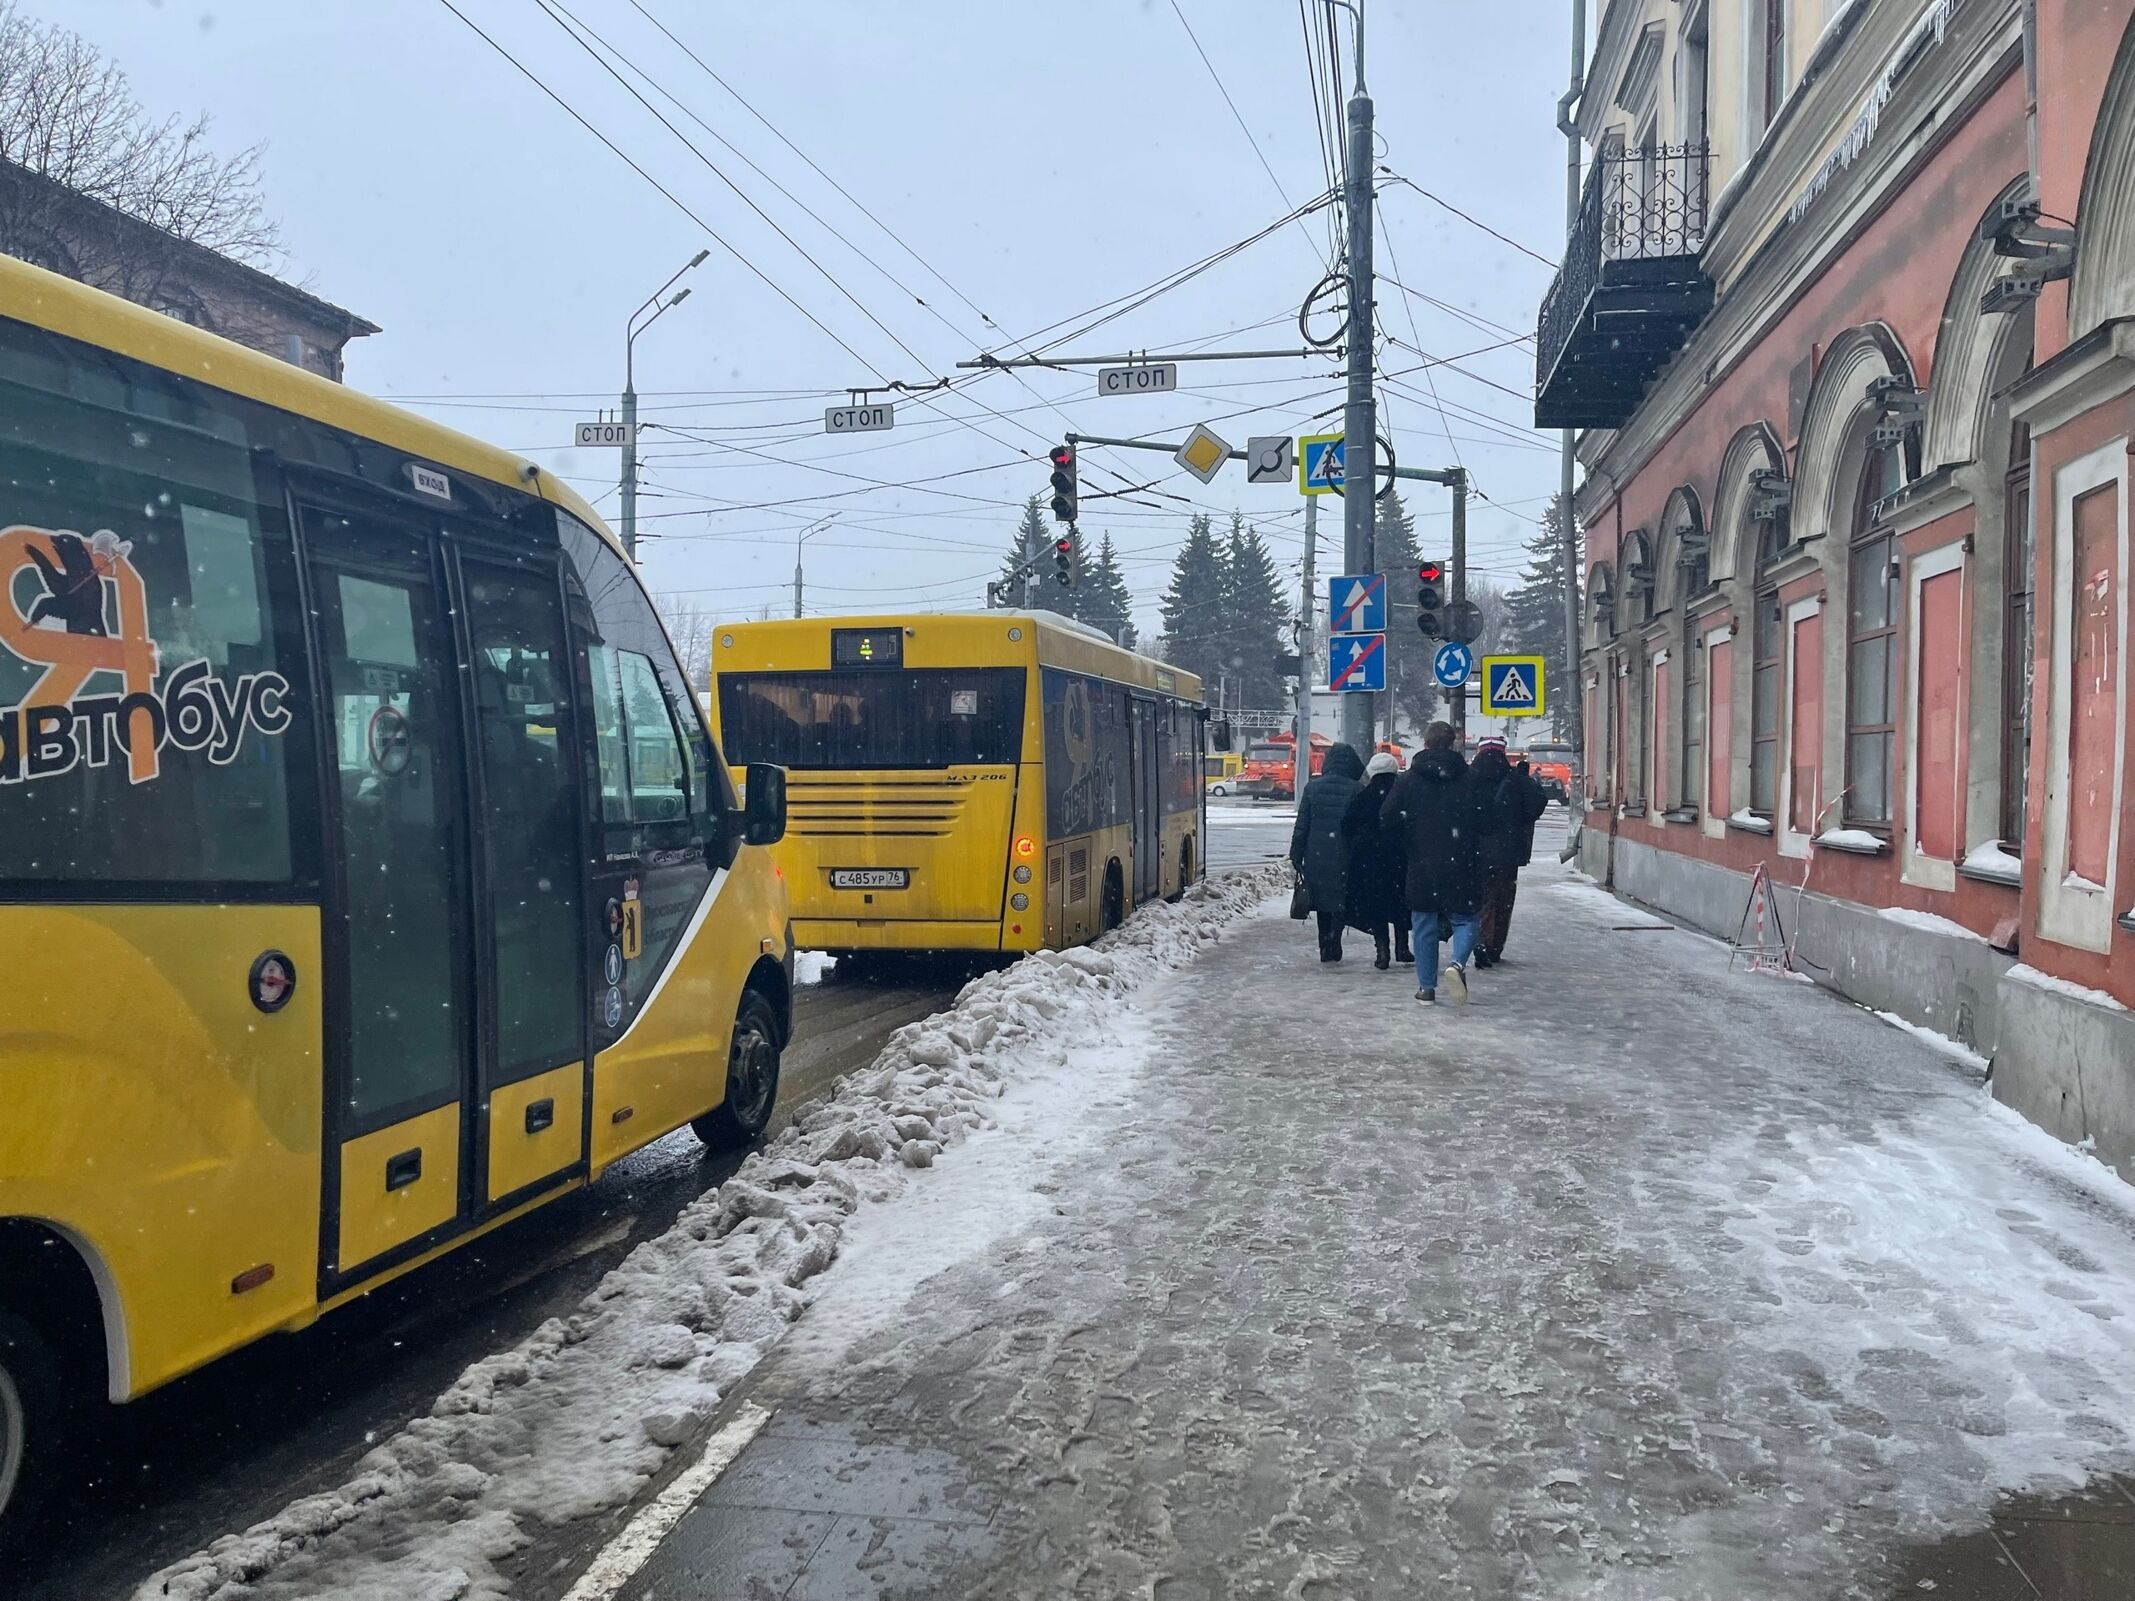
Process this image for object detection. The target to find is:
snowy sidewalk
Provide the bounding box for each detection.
[617,854,2135,1601]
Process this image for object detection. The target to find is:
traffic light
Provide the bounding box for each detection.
[1416,560,1446,639]
[1053,535,1076,587]
[1048,442,1078,523]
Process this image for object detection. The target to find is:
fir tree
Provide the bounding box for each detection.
[999,494,1053,607]
[1079,532,1137,647]
[1502,493,1581,740]
[1219,513,1291,712]
[1160,513,1227,691]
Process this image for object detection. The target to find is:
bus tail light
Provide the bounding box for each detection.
[1014,835,1035,859]
[1013,865,1031,884]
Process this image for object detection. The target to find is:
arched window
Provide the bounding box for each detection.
[1844,443,1906,827]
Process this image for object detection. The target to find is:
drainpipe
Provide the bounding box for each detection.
[2022,0,2039,185]
[1559,0,1588,811]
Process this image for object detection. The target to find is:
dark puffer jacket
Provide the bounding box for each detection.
[1379,746,1486,915]
[1468,747,1523,874]
[1288,744,1366,914]
[1341,771,1408,930]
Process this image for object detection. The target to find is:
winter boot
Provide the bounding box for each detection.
[1374,933,1391,971]
[1394,932,1414,964]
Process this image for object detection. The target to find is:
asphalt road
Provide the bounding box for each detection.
[9,963,969,1601]
[1202,796,1298,873]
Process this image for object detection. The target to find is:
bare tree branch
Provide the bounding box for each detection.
[0,0,281,285]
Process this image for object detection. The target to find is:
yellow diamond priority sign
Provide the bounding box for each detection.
[1173,424,1231,485]
[1481,654,1546,717]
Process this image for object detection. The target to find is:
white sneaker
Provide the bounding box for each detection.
[1443,962,1469,1005]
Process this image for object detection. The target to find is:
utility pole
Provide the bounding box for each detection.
[1558,0,1587,779]
[620,249,709,561]
[1450,468,1470,740]
[793,514,836,619]
[1339,0,1376,762]
[1296,494,1317,784]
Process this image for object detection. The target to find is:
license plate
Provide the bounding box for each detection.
[829,868,909,890]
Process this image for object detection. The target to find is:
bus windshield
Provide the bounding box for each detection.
[719,668,1026,769]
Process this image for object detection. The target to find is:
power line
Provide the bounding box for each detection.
[1378,170,1559,269]
[1168,0,1322,266]
[433,0,895,381]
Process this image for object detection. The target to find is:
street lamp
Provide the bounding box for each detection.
[619,248,709,560]
[792,514,839,619]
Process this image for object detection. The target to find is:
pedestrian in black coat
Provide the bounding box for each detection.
[1379,723,1486,1003]
[1469,737,1549,966]
[1341,752,1412,970]
[1288,742,1365,961]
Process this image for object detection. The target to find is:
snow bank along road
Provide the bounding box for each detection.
[5,965,966,1601]
[124,868,1286,1601]
[602,856,2135,1599]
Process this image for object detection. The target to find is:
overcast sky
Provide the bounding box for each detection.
[59,0,1574,640]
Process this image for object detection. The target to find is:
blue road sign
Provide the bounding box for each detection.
[1482,655,1546,716]
[1300,435,1345,494]
[1432,641,1473,688]
[1328,572,1386,634]
[1329,631,1386,693]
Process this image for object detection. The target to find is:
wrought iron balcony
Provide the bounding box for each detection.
[1535,144,1714,431]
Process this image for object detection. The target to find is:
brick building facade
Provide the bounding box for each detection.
[1540,0,2135,1168]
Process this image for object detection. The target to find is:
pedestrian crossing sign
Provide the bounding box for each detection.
[1481,655,1545,717]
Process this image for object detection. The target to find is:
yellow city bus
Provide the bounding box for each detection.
[0,254,794,1543]
[709,614,1207,955]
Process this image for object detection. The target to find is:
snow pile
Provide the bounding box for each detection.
[792,950,836,986]
[1877,905,1986,942]
[1726,808,1772,834]
[1871,1006,1989,1071]
[1815,826,1888,853]
[2007,962,2129,1013]
[1960,840,2023,884]
[136,866,1286,1601]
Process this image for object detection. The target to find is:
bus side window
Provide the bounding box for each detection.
[585,644,693,845]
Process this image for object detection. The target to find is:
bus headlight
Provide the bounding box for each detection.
[1010,892,1029,911]
[1013,865,1031,884]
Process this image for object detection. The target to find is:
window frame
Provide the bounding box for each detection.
[1844,444,1903,830]
[1750,588,1782,817]
[2000,423,2034,849]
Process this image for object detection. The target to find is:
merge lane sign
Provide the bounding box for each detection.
[574,421,637,447]
[1299,433,1344,495]
[1329,573,1386,635]
[1329,632,1386,693]
[1097,362,1177,397]
[1481,654,1546,716]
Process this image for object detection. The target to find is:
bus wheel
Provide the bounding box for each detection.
[1101,862,1125,931]
[692,990,784,1152]
[1167,839,1191,904]
[0,1315,64,1561]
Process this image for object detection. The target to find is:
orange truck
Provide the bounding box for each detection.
[1237,731,1331,800]
[1521,740,1576,804]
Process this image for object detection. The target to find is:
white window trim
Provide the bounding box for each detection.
[1777,593,1822,859]
[1702,623,1734,838]
[1901,541,1967,892]
[1649,646,1671,826]
[2038,437,2130,954]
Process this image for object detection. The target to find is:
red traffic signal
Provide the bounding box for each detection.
[1053,533,1076,587]
[1055,537,1073,556]
[1417,561,1443,582]
[1048,442,1078,523]
[1416,559,1447,640]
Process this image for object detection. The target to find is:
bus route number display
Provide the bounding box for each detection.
[831,628,903,668]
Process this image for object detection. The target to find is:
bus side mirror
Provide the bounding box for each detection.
[1210,719,1234,752]
[743,763,786,846]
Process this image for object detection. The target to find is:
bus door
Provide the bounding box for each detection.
[300,504,587,1288]
[1130,694,1161,905]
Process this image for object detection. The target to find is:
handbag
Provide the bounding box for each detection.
[1289,869,1311,920]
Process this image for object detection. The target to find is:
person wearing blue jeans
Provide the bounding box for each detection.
[1378,721,1491,1005]
[1410,906,1481,1002]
